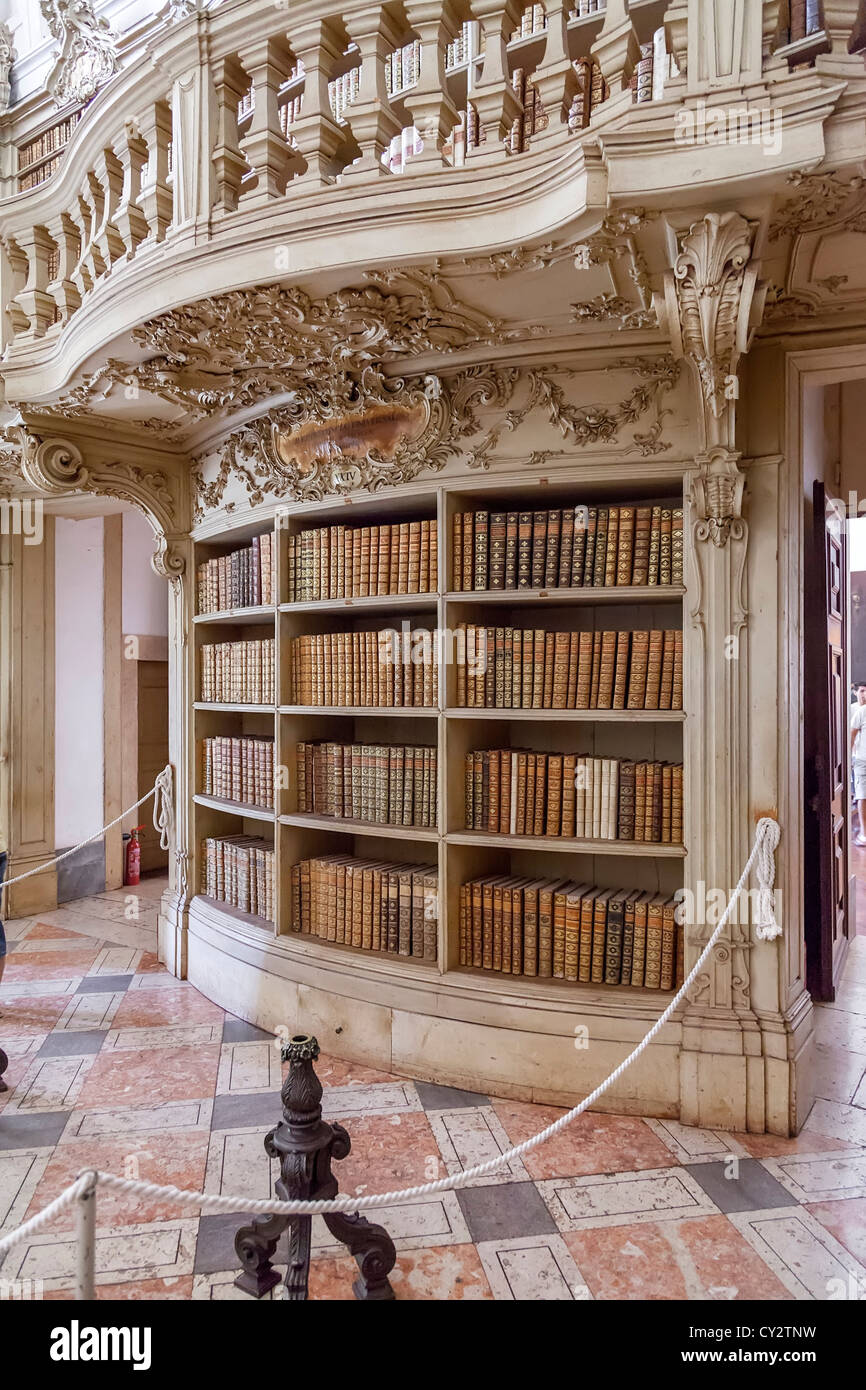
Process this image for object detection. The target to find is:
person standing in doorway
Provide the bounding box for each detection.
[852,683,866,848]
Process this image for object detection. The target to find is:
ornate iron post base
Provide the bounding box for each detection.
[234,1033,397,1301]
[0,1045,8,1093]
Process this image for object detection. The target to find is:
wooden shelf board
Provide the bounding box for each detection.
[195,702,275,713]
[196,894,274,932]
[445,585,685,605]
[281,930,439,969]
[279,705,439,717]
[447,830,685,856]
[444,707,685,721]
[449,963,678,1002]
[194,794,275,822]
[279,812,439,840]
[194,606,276,625]
[280,594,439,614]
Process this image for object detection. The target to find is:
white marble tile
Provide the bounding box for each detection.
[91,945,142,975]
[813,1008,866,1056]
[2,917,37,940]
[321,1082,422,1119]
[63,1099,213,1139]
[761,1150,866,1203]
[476,1233,591,1301]
[192,1270,283,1301]
[2,1055,93,1113]
[803,1098,866,1147]
[0,1149,53,1231]
[216,1042,283,1095]
[127,973,183,992]
[537,1167,719,1232]
[0,978,80,999]
[0,1035,47,1058]
[812,1045,866,1106]
[427,1106,528,1185]
[311,1190,473,1254]
[645,1118,750,1164]
[55,991,125,1031]
[205,1129,276,1202]
[9,937,97,956]
[106,1024,222,1051]
[1,1219,198,1290]
[727,1207,866,1301]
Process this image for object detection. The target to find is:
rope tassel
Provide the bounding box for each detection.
[753,816,782,940]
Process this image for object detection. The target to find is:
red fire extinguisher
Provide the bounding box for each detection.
[124,826,144,886]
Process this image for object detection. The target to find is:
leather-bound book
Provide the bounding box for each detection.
[511,629,523,708]
[659,628,676,709]
[617,506,635,585]
[522,879,546,976]
[459,882,469,965]
[662,763,673,843]
[629,891,650,985]
[576,630,593,709]
[599,758,611,842]
[604,506,619,586]
[591,757,603,839]
[531,511,547,587]
[533,750,547,835]
[591,889,613,983]
[644,895,665,988]
[531,628,545,709]
[492,878,506,972]
[485,626,496,708]
[517,512,533,587]
[592,507,609,586]
[647,505,662,585]
[674,909,685,988]
[515,750,528,834]
[604,888,628,985]
[589,630,603,709]
[482,876,497,969]
[627,630,649,709]
[545,510,561,587]
[503,625,514,709]
[660,896,677,990]
[539,878,568,977]
[577,887,598,982]
[617,759,635,840]
[645,628,664,709]
[564,884,588,981]
[659,509,673,585]
[561,753,576,837]
[566,632,579,708]
[546,754,563,836]
[510,879,526,975]
[525,753,537,835]
[462,513,474,591]
[572,506,589,586]
[558,506,575,587]
[580,506,598,586]
[597,629,617,709]
[505,512,519,589]
[673,629,683,710]
[490,512,507,589]
[520,628,533,709]
[499,748,511,834]
[672,762,683,845]
[621,889,640,985]
[473,511,489,590]
[488,748,500,832]
[470,878,484,966]
[502,878,514,974]
[612,629,630,710]
[633,761,647,842]
[671,507,683,585]
[543,631,555,708]
[378,524,392,596]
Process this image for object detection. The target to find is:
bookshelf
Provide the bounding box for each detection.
[189,474,686,1001]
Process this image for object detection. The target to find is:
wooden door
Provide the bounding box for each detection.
[137,659,168,873]
[804,482,850,999]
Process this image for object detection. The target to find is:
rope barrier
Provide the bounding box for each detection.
[0,765,174,902]
[0,816,782,1265]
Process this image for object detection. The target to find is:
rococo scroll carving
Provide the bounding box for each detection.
[655,211,766,452]
[41,0,119,108]
[15,429,185,581]
[690,446,746,548]
[193,356,681,517]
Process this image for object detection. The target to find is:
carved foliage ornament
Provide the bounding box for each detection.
[0,22,14,113]
[194,356,681,517]
[41,0,119,108]
[690,447,746,548]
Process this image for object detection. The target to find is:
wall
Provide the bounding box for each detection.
[122,509,167,638]
[54,516,105,898]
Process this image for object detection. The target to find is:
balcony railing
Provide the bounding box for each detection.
[0,0,862,360]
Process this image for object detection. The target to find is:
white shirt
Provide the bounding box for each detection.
[852,703,866,761]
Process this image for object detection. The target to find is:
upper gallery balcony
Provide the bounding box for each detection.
[0,0,864,393]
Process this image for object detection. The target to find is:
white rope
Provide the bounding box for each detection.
[0,765,173,896]
[0,1173,94,1257]
[0,816,782,1245]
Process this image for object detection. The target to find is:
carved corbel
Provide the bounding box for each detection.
[655,211,767,453]
[16,429,186,583]
[690,445,746,548]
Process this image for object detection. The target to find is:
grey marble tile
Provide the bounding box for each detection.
[221,1019,275,1044]
[684,1158,801,1213]
[456,1181,558,1243]
[210,1091,283,1132]
[0,1110,71,1150]
[75,974,133,994]
[415,1080,490,1111]
[37,1030,107,1057]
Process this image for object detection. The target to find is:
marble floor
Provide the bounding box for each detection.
[2,876,866,1301]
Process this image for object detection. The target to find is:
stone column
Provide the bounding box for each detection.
[156,534,196,978]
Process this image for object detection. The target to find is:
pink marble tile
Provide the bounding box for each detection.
[46,1277,194,1300]
[0,994,72,1033]
[27,922,93,941]
[309,1245,493,1301]
[735,1130,866,1159]
[75,1044,222,1108]
[492,1101,675,1179]
[807,1197,866,1265]
[134,952,165,974]
[326,1111,442,1197]
[6,947,100,969]
[564,1216,793,1300]
[27,1132,211,1229]
[111,986,225,1030]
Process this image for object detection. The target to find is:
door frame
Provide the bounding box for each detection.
[786,345,866,1006]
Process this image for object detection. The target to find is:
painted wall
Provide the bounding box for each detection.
[122,509,168,638]
[54,517,105,846]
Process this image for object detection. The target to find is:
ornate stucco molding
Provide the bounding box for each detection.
[655,210,766,454]
[192,356,681,517]
[690,446,746,548]
[0,23,15,113]
[41,0,119,108]
[769,169,865,241]
[15,429,185,582]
